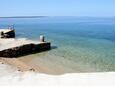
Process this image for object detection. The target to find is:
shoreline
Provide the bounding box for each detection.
[0,56,69,75]
[0,58,115,86]
[0,57,39,72]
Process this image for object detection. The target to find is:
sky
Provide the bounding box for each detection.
[0,0,115,17]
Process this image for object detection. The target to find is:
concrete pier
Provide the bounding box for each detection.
[0,38,51,57]
[0,29,15,38]
[0,29,51,57]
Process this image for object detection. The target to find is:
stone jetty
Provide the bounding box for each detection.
[0,29,51,57]
[0,29,15,38]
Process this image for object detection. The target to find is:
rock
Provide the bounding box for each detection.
[29,68,35,71]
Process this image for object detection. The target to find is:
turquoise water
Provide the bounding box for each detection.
[0,17,115,73]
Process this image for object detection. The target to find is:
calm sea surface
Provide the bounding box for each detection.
[0,17,115,74]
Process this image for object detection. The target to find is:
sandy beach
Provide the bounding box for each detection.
[0,56,71,75]
[0,56,115,86]
[0,61,115,86]
[0,57,38,72]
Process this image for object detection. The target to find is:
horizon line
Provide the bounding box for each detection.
[0,16,115,18]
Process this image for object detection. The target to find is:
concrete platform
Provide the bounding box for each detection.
[0,29,12,33]
[0,38,51,57]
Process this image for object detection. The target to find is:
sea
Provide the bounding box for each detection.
[0,17,115,74]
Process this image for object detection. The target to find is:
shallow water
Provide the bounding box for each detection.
[0,17,115,74]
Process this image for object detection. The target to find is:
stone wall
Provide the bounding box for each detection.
[0,42,51,57]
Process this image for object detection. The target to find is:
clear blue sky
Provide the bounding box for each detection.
[0,0,115,17]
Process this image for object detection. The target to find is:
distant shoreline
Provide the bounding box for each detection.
[0,16,48,18]
[0,16,115,19]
